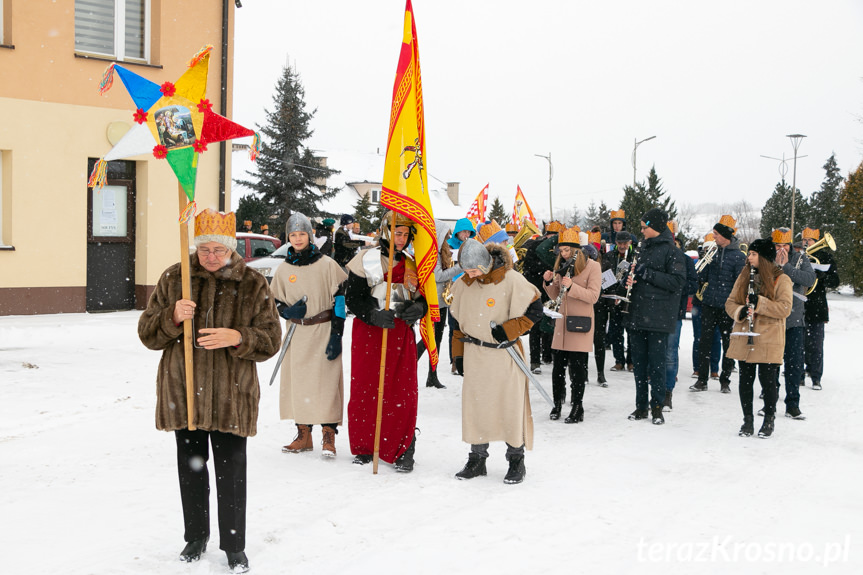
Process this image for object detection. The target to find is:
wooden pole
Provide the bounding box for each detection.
[179,183,196,431]
[372,212,398,474]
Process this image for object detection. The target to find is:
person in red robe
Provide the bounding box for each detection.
[344,212,427,472]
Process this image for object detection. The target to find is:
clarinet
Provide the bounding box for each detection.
[746,266,757,346]
[620,241,642,314]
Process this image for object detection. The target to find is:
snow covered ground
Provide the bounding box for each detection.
[2,294,862,575]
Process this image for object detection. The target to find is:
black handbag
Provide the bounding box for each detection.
[565,316,592,333]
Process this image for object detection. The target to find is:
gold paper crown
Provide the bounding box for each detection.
[546,220,566,233]
[704,233,715,242]
[261,224,269,231]
[505,223,519,233]
[718,214,737,229]
[588,230,602,245]
[771,228,792,244]
[559,226,581,245]
[610,209,625,220]
[667,221,677,234]
[243,220,251,227]
[802,227,820,240]
[195,209,237,250]
[477,220,504,243]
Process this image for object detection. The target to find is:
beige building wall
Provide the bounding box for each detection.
[0,0,240,314]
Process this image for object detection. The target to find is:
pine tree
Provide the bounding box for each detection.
[353,193,375,235]
[596,200,611,232]
[808,154,851,277]
[619,166,677,233]
[566,202,581,227]
[584,201,600,229]
[488,196,511,225]
[839,160,863,294]
[759,181,810,238]
[234,65,339,225]
[235,194,271,233]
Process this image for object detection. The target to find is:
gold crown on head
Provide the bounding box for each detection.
[802,227,820,240]
[704,233,715,242]
[477,220,504,243]
[771,228,792,244]
[718,214,737,229]
[505,223,519,233]
[610,209,625,220]
[195,209,237,251]
[559,226,581,245]
[588,230,602,244]
[546,220,566,233]
[667,221,677,234]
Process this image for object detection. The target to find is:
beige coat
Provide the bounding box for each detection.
[270,256,347,424]
[450,262,540,449]
[725,269,792,364]
[543,258,602,353]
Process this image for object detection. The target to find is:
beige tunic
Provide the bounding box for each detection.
[270,256,347,424]
[450,269,540,449]
[543,258,602,353]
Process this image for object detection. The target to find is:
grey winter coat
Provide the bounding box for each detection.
[781,250,816,329]
[433,223,462,309]
[625,228,687,334]
[697,237,746,309]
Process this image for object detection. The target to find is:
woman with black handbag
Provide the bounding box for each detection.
[542,226,602,423]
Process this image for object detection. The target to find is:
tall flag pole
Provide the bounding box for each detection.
[512,185,537,229]
[465,184,489,227]
[375,0,438,473]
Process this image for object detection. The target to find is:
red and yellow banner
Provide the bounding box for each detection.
[465,184,489,227]
[380,0,439,368]
[512,185,537,229]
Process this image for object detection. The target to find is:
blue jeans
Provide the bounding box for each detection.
[665,319,682,391]
[782,326,805,409]
[804,322,825,384]
[691,304,721,373]
[630,328,668,410]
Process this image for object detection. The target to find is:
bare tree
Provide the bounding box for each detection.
[732,199,760,245]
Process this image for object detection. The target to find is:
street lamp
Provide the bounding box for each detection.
[632,136,656,187]
[535,153,553,220]
[787,134,806,238]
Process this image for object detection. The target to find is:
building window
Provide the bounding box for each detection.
[75,0,149,63]
[0,150,9,248]
[371,190,380,204]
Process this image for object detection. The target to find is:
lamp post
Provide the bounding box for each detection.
[632,136,656,187]
[787,134,806,238]
[535,153,553,220]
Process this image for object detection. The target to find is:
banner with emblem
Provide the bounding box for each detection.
[465,184,489,227]
[512,185,537,229]
[379,0,439,368]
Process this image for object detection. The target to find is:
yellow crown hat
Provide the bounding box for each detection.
[545,220,566,234]
[610,209,625,221]
[704,233,715,243]
[771,228,793,245]
[558,225,582,246]
[718,214,737,230]
[195,209,237,251]
[802,227,820,240]
[588,230,602,245]
[505,223,519,234]
[667,221,678,234]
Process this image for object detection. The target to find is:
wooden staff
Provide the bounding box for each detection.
[178,183,196,431]
[372,212,398,474]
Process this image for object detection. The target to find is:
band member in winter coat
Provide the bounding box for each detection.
[450,239,543,484]
[772,227,815,419]
[270,213,348,458]
[625,208,686,425]
[801,227,840,390]
[138,209,282,573]
[524,220,565,372]
[601,209,627,247]
[542,226,601,423]
[725,239,792,438]
[664,227,698,412]
[690,215,746,393]
[603,231,635,371]
[344,211,427,472]
[333,214,363,268]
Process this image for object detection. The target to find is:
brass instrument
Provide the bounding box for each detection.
[442,280,454,305]
[544,259,574,313]
[694,241,717,301]
[739,242,748,254]
[804,232,836,295]
[513,219,540,273]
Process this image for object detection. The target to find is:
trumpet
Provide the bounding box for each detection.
[804,232,836,295]
[694,241,718,301]
[620,241,642,314]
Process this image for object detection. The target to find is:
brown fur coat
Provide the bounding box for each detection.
[138,252,282,437]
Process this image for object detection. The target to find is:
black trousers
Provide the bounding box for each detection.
[417,307,448,371]
[529,321,553,365]
[175,429,247,553]
[552,350,588,405]
[738,361,779,417]
[593,304,609,373]
[697,304,735,381]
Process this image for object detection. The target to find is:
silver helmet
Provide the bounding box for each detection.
[285,212,313,239]
[459,238,492,275]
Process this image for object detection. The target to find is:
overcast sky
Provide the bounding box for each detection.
[231,0,863,222]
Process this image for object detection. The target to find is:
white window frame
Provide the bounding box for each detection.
[371,190,381,204]
[75,0,151,63]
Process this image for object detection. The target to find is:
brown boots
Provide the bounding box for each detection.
[282,424,338,457]
[282,424,313,453]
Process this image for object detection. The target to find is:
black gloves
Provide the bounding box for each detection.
[747,293,758,308]
[325,333,342,360]
[454,357,464,376]
[396,301,426,324]
[738,307,749,322]
[369,309,396,329]
[491,324,509,343]
[277,298,306,320]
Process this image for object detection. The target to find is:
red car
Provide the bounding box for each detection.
[235,232,281,262]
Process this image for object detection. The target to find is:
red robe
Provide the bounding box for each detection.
[348,259,418,463]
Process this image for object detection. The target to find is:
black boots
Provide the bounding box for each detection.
[394,436,416,472]
[226,550,249,573]
[455,453,487,480]
[628,408,648,420]
[689,380,708,392]
[352,454,372,465]
[785,406,806,420]
[739,415,754,437]
[180,537,208,562]
[651,405,665,425]
[758,414,775,438]
[549,402,562,421]
[662,390,673,412]
[720,382,731,394]
[426,370,446,389]
[503,455,526,484]
[597,372,607,387]
[564,402,584,424]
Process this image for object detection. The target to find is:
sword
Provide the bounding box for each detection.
[269,296,308,386]
[490,321,554,407]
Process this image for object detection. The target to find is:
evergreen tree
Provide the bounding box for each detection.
[808,154,851,277]
[759,181,810,238]
[596,200,611,232]
[566,202,581,227]
[353,193,375,235]
[839,160,863,294]
[584,201,601,229]
[235,194,271,233]
[488,196,511,225]
[234,65,339,225]
[619,166,677,233]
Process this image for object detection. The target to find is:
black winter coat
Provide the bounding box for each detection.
[521,236,551,301]
[804,250,840,324]
[697,237,746,308]
[677,250,698,320]
[625,228,686,334]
